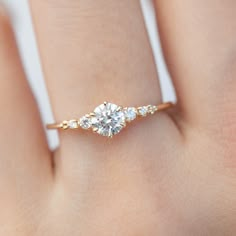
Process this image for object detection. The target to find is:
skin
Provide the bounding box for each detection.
[0,0,236,235]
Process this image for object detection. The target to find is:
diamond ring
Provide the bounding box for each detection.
[46,101,174,138]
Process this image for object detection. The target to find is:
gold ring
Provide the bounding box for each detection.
[47,101,174,138]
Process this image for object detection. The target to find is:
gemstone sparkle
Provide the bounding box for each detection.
[148,105,158,114]
[138,106,148,116]
[91,102,126,137]
[68,120,79,129]
[80,116,91,129]
[124,107,137,122]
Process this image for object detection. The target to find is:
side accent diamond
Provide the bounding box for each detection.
[124,107,137,122]
[147,105,158,114]
[68,120,79,129]
[80,116,91,129]
[138,106,148,116]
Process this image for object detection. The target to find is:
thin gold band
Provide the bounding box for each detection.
[47,123,65,129]
[46,101,174,137]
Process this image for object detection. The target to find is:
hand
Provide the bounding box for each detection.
[0,1,235,235]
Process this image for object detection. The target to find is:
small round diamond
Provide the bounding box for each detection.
[80,116,91,129]
[68,120,79,129]
[138,106,148,116]
[148,105,157,114]
[124,107,137,122]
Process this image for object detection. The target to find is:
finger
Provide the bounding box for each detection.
[154,1,236,128]
[29,1,164,152]
[0,7,53,220]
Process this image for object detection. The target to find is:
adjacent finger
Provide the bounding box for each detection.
[0,8,53,221]
[154,0,236,129]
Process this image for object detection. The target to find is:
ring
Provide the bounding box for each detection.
[47,101,174,138]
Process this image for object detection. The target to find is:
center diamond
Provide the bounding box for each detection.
[91,102,126,137]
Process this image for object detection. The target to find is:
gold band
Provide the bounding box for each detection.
[47,123,66,130]
[47,101,174,137]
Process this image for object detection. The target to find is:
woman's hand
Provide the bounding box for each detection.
[0,1,236,235]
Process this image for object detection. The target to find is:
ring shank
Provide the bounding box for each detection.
[46,123,63,129]
[46,102,174,130]
[157,102,173,112]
